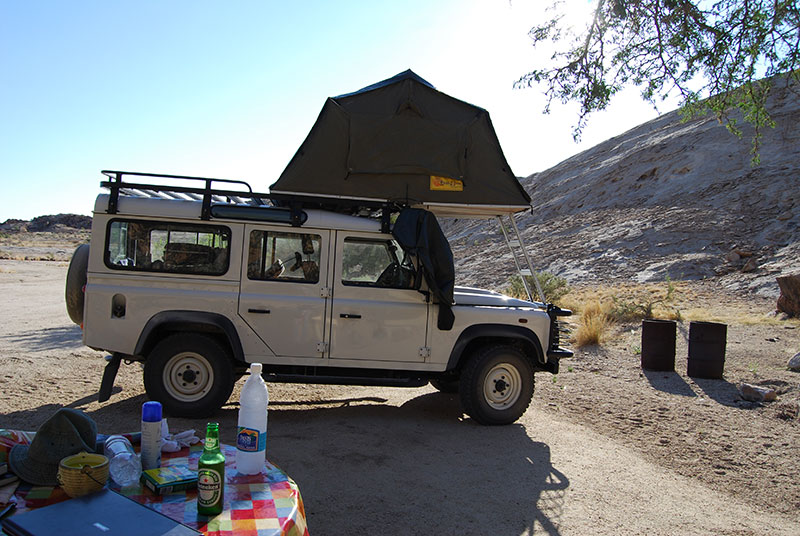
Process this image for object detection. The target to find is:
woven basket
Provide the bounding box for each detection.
[57,452,109,497]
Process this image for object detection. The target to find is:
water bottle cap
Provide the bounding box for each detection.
[250,363,262,375]
[142,401,162,422]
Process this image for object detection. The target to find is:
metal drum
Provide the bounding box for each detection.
[687,321,727,379]
[641,319,676,371]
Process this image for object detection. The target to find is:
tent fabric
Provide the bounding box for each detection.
[392,208,455,331]
[270,70,531,214]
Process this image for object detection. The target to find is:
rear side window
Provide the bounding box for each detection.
[247,230,321,283]
[105,220,231,275]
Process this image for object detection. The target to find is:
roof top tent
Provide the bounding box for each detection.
[270,70,545,302]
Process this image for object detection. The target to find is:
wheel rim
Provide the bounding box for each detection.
[483,362,522,410]
[162,351,215,402]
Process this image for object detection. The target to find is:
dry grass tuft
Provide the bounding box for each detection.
[562,280,797,348]
[573,299,613,347]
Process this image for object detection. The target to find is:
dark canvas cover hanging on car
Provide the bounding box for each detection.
[269,70,531,213]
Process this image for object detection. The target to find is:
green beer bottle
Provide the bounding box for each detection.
[197,422,225,516]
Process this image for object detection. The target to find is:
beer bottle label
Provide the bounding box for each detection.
[236,427,266,452]
[197,468,222,507]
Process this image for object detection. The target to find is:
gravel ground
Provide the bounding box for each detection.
[1,258,798,535]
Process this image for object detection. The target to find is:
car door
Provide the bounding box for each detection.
[238,225,330,358]
[329,231,429,362]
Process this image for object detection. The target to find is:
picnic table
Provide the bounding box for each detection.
[0,430,309,536]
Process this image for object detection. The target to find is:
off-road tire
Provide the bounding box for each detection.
[144,333,235,417]
[459,344,534,425]
[65,244,90,325]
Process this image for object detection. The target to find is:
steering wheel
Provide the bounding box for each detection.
[376,262,400,287]
[290,251,303,272]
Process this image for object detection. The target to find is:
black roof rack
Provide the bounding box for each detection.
[100,170,397,231]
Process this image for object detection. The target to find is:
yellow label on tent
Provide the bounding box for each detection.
[430,175,463,191]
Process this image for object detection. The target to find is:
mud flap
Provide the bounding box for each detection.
[98,353,122,402]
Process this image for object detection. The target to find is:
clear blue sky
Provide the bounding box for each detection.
[0,0,673,220]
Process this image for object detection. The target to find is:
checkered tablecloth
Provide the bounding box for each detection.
[0,430,309,536]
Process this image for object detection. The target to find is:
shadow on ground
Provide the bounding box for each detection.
[693,377,743,407]
[0,325,83,351]
[4,390,570,536]
[266,392,569,536]
[643,370,697,397]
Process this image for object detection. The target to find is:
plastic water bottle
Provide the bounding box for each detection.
[104,435,142,487]
[141,401,162,471]
[236,363,269,474]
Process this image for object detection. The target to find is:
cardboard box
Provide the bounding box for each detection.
[140,464,197,495]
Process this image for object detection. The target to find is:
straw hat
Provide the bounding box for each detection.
[9,408,98,486]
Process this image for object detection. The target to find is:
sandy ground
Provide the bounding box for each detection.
[1,259,798,535]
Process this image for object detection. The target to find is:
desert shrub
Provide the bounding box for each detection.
[608,277,678,322]
[506,272,570,303]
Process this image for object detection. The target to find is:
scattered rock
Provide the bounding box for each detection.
[734,249,754,258]
[777,210,793,221]
[724,250,741,263]
[739,383,778,402]
[776,274,800,317]
[742,257,758,272]
[788,352,800,372]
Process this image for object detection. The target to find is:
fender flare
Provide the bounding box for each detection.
[134,311,245,362]
[446,324,545,371]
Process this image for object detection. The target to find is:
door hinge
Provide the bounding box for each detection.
[419,347,431,358]
[317,341,329,353]
[320,287,331,298]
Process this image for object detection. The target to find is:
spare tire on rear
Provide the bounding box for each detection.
[65,243,90,325]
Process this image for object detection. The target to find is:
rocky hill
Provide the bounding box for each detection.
[444,79,799,297]
[0,214,91,261]
[0,214,92,232]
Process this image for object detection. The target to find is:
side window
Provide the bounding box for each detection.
[247,230,321,283]
[105,220,230,275]
[341,238,415,289]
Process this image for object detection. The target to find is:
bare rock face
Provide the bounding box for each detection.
[443,76,800,296]
[742,257,758,273]
[776,274,800,317]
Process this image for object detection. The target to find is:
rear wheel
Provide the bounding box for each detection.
[144,334,235,417]
[459,344,534,425]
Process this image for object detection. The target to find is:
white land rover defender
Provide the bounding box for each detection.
[65,171,571,425]
[66,71,572,424]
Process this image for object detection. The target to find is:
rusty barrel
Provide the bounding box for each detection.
[641,319,676,371]
[687,321,727,379]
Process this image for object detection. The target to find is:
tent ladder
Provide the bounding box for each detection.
[497,214,546,304]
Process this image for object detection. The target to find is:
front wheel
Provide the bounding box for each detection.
[144,334,235,417]
[459,345,534,425]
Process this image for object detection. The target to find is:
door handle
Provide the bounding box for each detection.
[339,313,362,319]
[248,308,271,314]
